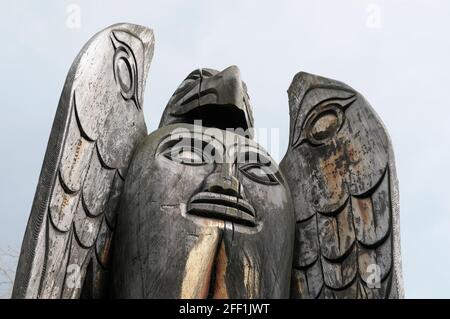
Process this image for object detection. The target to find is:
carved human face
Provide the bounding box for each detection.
[112,124,294,299]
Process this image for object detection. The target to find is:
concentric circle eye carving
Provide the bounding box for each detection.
[116,57,132,93]
[310,110,339,140]
[303,103,345,146]
[113,46,138,105]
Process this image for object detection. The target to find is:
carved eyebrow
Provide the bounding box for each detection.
[303,95,356,120]
[304,88,355,112]
[313,94,355,107]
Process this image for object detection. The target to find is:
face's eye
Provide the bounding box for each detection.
[163,146,211,166]
[240,164,279,185]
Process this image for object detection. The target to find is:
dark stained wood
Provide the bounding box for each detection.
[111,124,295,298]
[281,72,403,299]
[13,24,402,300]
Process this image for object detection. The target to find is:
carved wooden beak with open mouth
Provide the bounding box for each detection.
[187,191,257,227]
[159,66,254,137]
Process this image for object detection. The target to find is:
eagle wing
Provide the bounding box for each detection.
[281,72,403,299]
[12,23,154,298]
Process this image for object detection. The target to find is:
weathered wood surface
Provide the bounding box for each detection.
[111,124,295,298]
[159,66,254,138]
[281,72,403,299]
[12,23,154,298]
[110,66,294,299]
[13,22,403,299]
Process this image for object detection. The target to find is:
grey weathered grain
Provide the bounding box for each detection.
[111,123,294,298]
[12,23,154,298]
[14,23,403,299]
[159,66,254,137]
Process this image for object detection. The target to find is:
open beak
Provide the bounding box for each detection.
[167,66,253,134]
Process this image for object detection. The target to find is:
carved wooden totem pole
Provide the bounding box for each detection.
[12,23,403,299]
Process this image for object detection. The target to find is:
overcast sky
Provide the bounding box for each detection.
[1,0,450,298]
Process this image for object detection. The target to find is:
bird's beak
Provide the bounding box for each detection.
[169,65,254,133]
[198,65,246,113]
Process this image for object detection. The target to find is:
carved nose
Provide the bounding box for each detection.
[203,172,241,198]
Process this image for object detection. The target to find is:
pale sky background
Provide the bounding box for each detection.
[1,0,449,298]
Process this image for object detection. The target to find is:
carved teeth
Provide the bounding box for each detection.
[188,192,256,226]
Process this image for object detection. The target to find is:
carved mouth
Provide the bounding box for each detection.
[187,192,256,227]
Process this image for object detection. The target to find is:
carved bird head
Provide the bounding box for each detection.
[159,66,254,138]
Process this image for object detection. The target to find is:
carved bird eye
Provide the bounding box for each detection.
[302,100,353,146]
[292,90,357,148]
[307,106,342,142]
[240,164,279,185]
[113,46,138,106]
[116,56,133,93]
